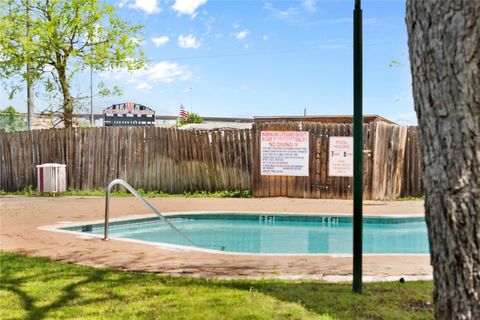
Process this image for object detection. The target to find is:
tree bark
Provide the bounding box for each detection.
[406,1,480,319]
[57,65,74,128]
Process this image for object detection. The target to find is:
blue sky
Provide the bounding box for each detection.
[1,0,417,124]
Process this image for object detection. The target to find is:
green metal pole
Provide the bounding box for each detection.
[353,0,363,294]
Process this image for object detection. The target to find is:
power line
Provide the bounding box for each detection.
[145,41,392,62]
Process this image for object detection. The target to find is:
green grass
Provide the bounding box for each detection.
[397,196,425,201]
[0,252,433,320]
[0,186,252,198]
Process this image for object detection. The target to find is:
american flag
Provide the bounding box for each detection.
[179,105,188,121]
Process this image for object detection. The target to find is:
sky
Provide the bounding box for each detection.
[1,0,417,125]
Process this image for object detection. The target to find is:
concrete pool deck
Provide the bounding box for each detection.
[0,196,431,281]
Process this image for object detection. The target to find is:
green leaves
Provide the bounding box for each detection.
[0,0,145,126]
[97,81,123,97]
[180,112,204,125]
[388,59,402,68]
[0,106,27,132]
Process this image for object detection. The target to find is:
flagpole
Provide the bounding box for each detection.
[176,104,180,127]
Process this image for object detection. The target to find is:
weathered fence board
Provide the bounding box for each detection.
[251,122,422,200]
[0,123,423,199]
[0,127,252,193]
[401,126,424,197]
[370,123,409,200]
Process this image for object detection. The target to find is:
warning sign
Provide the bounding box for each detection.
[329,137,353,177]
[261,131,309,176]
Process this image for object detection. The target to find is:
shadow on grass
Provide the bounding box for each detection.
[0,252,433,320]
[1,264,111,320]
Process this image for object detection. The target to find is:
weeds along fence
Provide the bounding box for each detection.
[0,124,423,199]
[0,127,252,193]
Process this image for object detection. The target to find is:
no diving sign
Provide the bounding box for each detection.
[329,137,353,177]
[261,131,309,176]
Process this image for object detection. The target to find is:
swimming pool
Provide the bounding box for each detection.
[61,213,429,255]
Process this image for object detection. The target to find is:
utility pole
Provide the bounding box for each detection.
[353,0,363,294]
[26,0,34,130]
[90,65,94,126]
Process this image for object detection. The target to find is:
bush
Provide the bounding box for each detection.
[180,112,203,125]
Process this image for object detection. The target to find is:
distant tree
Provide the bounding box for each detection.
[388,59,402,68]
[406,1,480,319]
[0,106,26,132]
[0,0,145,127]
[180,112,204,125]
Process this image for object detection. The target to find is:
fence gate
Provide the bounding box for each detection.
[252,121,417,200]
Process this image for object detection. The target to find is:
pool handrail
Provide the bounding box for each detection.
[103,179,195,246]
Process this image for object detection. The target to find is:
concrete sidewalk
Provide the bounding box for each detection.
[0,196,430,280]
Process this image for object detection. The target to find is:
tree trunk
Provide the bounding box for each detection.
[406,1,480,319]
[57,65,74,128]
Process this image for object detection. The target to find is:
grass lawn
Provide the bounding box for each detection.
[0,252,433,320]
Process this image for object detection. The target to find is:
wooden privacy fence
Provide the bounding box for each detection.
[400,126,423,197]
[0,127,252,193]
[252,122,424,200]
[0,123,423,199]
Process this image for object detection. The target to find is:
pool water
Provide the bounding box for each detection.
[65,214,429,254]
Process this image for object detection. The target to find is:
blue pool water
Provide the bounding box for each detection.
[64,214,429,254]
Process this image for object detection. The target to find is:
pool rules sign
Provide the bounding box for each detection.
[329,137,353,177]
[261,131,309,176]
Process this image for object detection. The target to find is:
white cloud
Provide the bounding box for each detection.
[152,36,170,47]
[129,0,161,14]
[204,17,215,35]
[263,2,298,19]
[235,29,250,41]
[100,61,191,86]
[135,82,153,92]
[303,0,316,13]
[146,61,192,82]
[118,0,128,8]
[100,68,142,82]
[178,34,201,49]
[171,0,207,16]
[264,1,318,21]
[262,35,269,41]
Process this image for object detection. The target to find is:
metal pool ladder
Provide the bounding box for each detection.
[103,179,195,246]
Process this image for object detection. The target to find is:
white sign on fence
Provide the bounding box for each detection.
[329,136,353,177]
[261,131,309,176]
